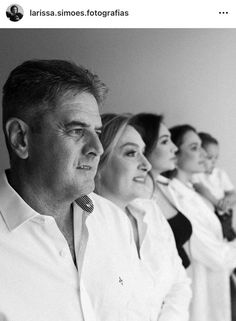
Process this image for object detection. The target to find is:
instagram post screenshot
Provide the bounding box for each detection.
[1,1,236,321]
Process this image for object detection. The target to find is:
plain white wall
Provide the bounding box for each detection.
[0,29,236,186]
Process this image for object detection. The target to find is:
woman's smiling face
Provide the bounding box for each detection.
[99,125,152,206]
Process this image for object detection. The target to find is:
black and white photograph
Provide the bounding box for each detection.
[6,4,24,22]
[0,28,236,321]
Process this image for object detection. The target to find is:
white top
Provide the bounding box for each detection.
[192,167,234,200]
[168,178,236,321]
[0,172,159,321]
[128,198,191,321]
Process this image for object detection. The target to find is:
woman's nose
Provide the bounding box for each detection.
[171,141,178,153]
[138,154,152,172]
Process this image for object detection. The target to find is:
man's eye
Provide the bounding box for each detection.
[69,128,84,136]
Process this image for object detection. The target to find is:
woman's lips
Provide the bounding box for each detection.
[133,176,146,183]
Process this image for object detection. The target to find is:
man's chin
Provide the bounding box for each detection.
[77,180,95,197]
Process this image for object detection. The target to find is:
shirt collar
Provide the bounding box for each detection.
[127,198,149,223]
[0,171,39,231]
[156,174,170,185]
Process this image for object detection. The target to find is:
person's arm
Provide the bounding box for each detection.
[218,190,236,211]
[157,214,192,321]
[169,180,236,271]
[218,169,236,211]
[193,182,219,207]
[189,213,236,271]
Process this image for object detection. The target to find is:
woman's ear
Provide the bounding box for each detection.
[5,118,30,159]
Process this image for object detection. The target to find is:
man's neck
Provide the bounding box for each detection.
[6,169,77,265]
[6,169,71,219]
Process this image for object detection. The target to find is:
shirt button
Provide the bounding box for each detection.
[59,249,67,258]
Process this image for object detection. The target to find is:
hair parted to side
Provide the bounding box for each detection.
[198,132,218,149]
[96,112,155,197]
[2,59,108,156]
[169,124,197,151]
[97,113,132,174]
[129,113,163,157]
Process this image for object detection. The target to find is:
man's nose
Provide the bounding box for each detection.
[84,131,104,157]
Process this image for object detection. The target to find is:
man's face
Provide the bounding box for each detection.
[27,91,103,201]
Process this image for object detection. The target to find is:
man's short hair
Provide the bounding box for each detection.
[2,59,108,155]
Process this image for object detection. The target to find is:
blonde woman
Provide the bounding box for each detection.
[95,113,191,321]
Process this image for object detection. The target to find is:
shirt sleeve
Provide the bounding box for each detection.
[219,168,235,193]
[157,212,192,321]
[168,180,236,271]
[189,219,236,271]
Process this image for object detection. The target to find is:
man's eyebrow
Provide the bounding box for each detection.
[64,121,89,128]
[63,121,102,131]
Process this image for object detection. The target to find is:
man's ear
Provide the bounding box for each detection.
[5,118,30,159]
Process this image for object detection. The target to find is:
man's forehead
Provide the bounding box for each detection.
[60,102,100,116]
[58,91,100,113]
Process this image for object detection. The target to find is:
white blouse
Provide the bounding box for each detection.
[128,198,192,321]
[167,178,236,321]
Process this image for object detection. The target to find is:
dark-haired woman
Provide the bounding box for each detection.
[164,124,236,321]
[129,113,193,269]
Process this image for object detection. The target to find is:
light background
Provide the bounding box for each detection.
[0,29,236,187]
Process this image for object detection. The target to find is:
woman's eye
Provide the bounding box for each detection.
[161,139,168,145]
[191,145,199,151]
[126,150,137,157]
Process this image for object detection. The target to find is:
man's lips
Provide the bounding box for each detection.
[77,165,93,170]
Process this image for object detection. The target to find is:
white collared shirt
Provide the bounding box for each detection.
[168,178,236,321]
[0,172,161,321]
[0,173,84,321]
[128,198,192,321]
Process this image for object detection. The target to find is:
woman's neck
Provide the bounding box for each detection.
[176,168,192,185]
[98,188,127,212]
[150,168,162,180]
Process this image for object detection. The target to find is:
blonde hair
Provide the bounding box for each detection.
[95,113,132,191]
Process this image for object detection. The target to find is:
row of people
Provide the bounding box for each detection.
[97,113,236,321]
[0,59,235,321]
[0,59,191,321]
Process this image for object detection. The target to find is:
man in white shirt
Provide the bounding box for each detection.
[0,60,148,321]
